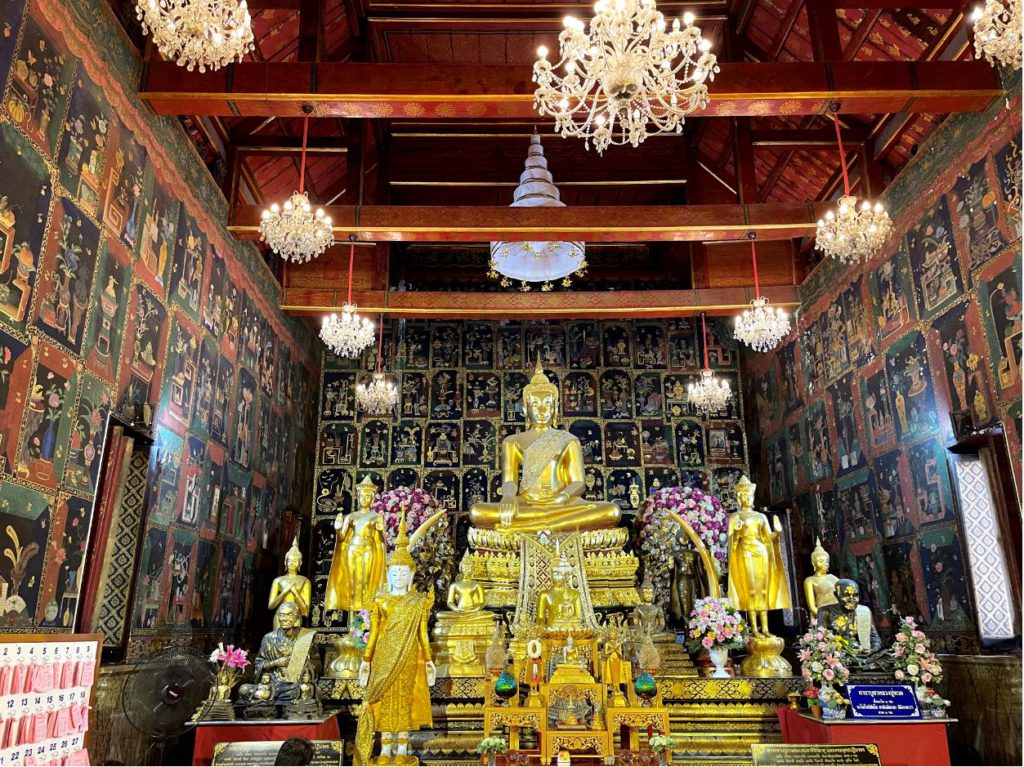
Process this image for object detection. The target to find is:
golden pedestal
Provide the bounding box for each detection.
[464,527,640,609]
[739,634,793,678]
[432,611,497,678]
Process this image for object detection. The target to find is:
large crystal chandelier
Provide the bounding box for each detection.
[815,110,894,265]
[320,244,375,358]
[356,319,399,415]
[260,116,334,264]
[137,0,254,73]
[971,0,1022,70]
[734,233,791,352]
[687,314,732,414]
[532,1,718,154]
[489,134,586,291]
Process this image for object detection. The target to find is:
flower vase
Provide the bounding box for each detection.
[708,645,730,678]
[487,753,497,766]
[658,751,668,766]
[821,705,847,720]
[810,704,822,717]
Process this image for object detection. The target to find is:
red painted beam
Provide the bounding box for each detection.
[230,202,832,242]
[279,286,801,318]
[140,61,1000,118]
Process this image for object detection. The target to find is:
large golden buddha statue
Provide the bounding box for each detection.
[326,476,386,613]
[469,359,621,534]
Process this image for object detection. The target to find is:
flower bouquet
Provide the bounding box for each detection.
[686,597,746,678]
[476,736,508,766]
[890,615,943,699]
[350,608,371,649]
[648,734,676,766]
[197,643,250,721]
[797,623,850,718]
[920,687,951,718]
[802,686,822,716]
[637,485,727,607]
[372,486,439,548]
[372,486,454,593]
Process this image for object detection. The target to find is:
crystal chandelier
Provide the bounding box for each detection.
[532,1,718,154]
[320,244,375,358]
[356,320,399,415]
[971,0,1022,70]
[815,111,894,265]
[260,116,334,264]
[687,314,732,415]
[489,134,586,291]
[137,0,254,73]
[734,233,791,352]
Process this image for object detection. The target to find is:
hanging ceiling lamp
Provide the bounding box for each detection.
[688,313,732,415]
[814,109,894,265]
[734,233,791,353]
[532,1,718,154]
[489,133,586,292]
[356,317,399,415]
[259,116,334,264]
[971,0,1022,70]
[137,0,254,73]
[320,243,375,358]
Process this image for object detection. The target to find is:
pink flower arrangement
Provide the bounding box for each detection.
[371,486,439,549]
[638,485,728,563]
[686,597,747,652]
[350,609,372,649]
[796,623,849,688]
[209,643,250,671]
[890,616,943,689]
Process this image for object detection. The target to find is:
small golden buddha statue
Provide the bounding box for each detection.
[326,476,386,613]
[432,558,497,677]
[469,359,621,534]
[268,536,312,627]
[356,512,436,766]
[803,538,839,619]
[726,476,792,677]
[632,577,674,642]
[537,554,583,636]
[601,616,630,707]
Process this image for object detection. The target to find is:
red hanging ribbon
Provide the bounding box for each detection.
[346,242,355,303]
[376,314,384,373]
[299,115,309,195]
[832,112,851,196]
[750,236,761,299]
[701,313,710,369]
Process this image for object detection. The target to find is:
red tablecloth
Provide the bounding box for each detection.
[191,716,341,766]
[777,706,952,766]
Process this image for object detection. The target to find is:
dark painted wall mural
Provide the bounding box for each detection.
[309,317,749,627]
[743,89,1022,653]
[0,0,318,654]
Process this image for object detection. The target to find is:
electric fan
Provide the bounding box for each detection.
[121,646,215,765]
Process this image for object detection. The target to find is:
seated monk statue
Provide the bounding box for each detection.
[242,602,319,707]
[816,579,887,669]
[537,553,583,635]
[469,358,621,534]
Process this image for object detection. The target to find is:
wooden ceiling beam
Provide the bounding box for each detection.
[750,127,867,148]
[228,201,832,241]
[279,285,801,318]
[140,60,1000,118]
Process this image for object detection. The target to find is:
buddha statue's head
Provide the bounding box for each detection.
[551,552,575,589]
[284,535,302,574]
[810,538,830,575]
[639,576,655,605]
[735,475,755,510]
[356,475,378,512]
[457,558,474,580]
[834,578,860,612]
[524,356,558,429]
[387,510,416,594]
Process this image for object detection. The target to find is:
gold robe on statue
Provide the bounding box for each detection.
[355,590,434,765]
[726,512,791,612]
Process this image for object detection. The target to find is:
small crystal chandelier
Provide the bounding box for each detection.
[971,0,1022,70]
[137,0,254,73]
[815,110,894,265]
[532,1,718,154]
[320,243,375,358]
[734,233,791,353]
[356,317,399,415]
[688,313,732,415]
[489,134,586,291]
[260,116,334,264]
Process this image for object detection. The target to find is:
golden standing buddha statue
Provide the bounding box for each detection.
[356,513,436,766]
[726,476,792,677]
[326,476,386,613]
[803,538,839,619]
[268,536,312,627]
[469,359,621,534]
